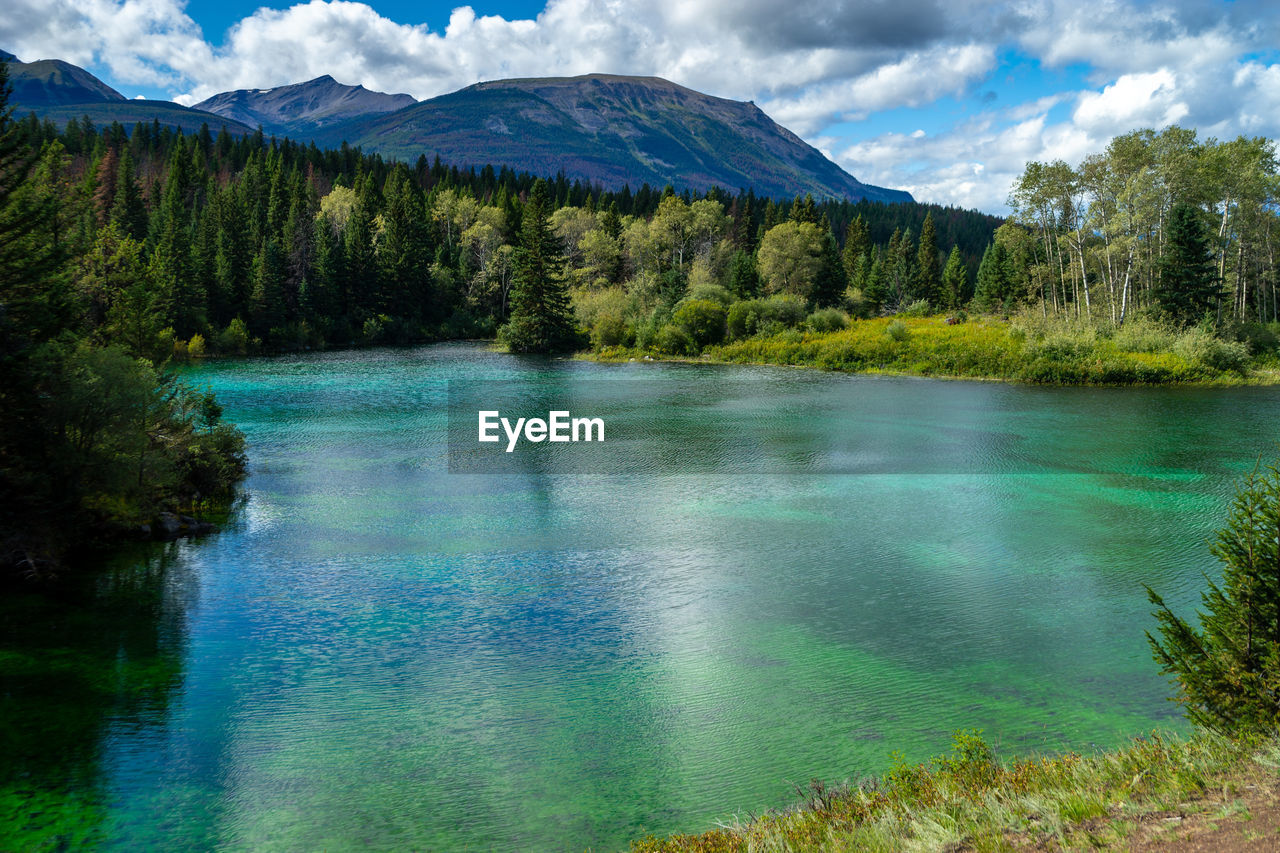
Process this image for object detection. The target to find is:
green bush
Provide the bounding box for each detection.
[806,308,849,333]
[1172,327,1249,373]
[217,318,252,355]
[726,295,808,340]
[901,299,931,317]
[685,282,733,306]
[653,323,697,355]
[590,312,632,348]
[672,299,727,347]
[886,319,909,342]
[726,300,760,340]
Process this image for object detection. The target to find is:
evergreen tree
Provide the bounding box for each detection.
[376,168,432,321]
[864,246,887,313]
[914,212,941,308]
[1147,462,1280,730]
[841,214,870,282]
[973,242,1014,312]
[499,179,581,353]
[1156,202,1219,326]
[941,245,968,310]
[727,249,761,299]
[790,193,820,225]
[248,237,286,338]
[812,227,849,308]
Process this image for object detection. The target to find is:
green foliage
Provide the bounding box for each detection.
[756,220,824,300]
[805,308,848,333]
[941,244,968,310]
[1148,462,1280,731]
[885,319,909,341]
[653,323,696,356]
[500,179,583,353]
[725,294,807,340]
[914,211,941,307]
[1157,202,1220,326]
[0,70,245,575]
[671,299,727,348]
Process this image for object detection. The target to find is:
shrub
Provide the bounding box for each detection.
[727,300,761,340]
[886,319,909,342]
[761,294,809,328]
[654,323,697,355]
[685,282,733,306]
[1111,316,1175,353]
[806,308,849,333]
[901,299,931,317]
[186,333,206,359]
[672,299,727,347]
[1171,327,1249,373]
[217,318,251,355]
[726,296,806,340]
[590,312,632,349]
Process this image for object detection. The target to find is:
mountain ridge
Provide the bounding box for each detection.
[313,73,911,202]
[192,75,416,135]
[1,52,910,203]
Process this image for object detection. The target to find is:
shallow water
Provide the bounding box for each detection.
[4,342,1279,850]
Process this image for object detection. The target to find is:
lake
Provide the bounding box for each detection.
[4,341,1279,850]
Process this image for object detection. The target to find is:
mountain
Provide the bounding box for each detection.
[192,75,416,136]
[4,55,126,106]
[2,53,255,135]
[312,74,911,202]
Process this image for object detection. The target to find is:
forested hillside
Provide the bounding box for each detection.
[1,104,997,356]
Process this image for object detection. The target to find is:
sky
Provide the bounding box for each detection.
[3,0,1278,214]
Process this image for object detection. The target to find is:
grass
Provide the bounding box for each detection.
[629,729,1280,852]
[593,313,1280,385]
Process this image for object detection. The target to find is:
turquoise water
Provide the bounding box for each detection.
[4,342,1280,850]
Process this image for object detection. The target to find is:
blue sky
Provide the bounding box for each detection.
[4,1,1278,213]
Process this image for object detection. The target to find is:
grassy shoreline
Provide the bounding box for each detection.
[630,729,1280,851]
[586,314,1280,386]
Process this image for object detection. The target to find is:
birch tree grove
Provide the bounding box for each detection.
[1008,127,1280,324]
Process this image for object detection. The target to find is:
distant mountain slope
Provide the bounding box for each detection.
[5,55,126,106]
[313,74,911,203]
[193,75,416,136]
[1,53,254,135]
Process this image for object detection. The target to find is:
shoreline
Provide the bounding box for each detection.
[631,728,1278,852]
[582,347,1280,388]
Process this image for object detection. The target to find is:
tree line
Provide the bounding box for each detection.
[1002,127,1279,327]
[1,101,1000,358]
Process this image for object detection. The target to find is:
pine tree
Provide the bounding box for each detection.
[841,215,870,282]
[1147,462,1280,730]
[727,249,760,299]
[812,226,849,308]
[1157,202,1218,326]
[914,212,941,308]
[499,179,580,353]
[973,242,1013,312]
[941,245,968,310]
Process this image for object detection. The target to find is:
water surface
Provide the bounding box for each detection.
[4,342,1279,850]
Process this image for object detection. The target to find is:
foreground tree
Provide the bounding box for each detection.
[1147,462,1280,731]
[499,179,581,353]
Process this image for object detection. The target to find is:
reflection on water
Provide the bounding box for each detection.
[3,342,1280,851]
[0,543,195,849]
